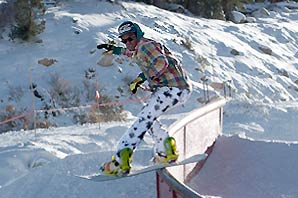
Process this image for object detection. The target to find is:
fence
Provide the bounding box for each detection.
[0,96,149,131]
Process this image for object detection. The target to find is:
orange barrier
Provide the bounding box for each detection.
[0,111,34,125]
[0,96,149,126]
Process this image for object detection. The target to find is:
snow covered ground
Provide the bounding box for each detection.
[0,123,157,198]
[189,135,298,198]
[0,0,298,197]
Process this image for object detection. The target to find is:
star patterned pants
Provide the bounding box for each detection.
[116,86,191,161]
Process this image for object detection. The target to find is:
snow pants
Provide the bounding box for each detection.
[116,86,191,160]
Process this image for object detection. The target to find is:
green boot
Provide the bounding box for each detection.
[118,148,133,172]
[100,148,133,176]
[164,137,179,163]
[154,137,179,164]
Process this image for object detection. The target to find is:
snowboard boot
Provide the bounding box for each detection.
[100,148,133,176]
[154,137,179,164]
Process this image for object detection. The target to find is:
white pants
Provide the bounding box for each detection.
[116,86,191,160]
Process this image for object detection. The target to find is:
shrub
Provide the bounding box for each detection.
[0,105,31,133]
[196,54,211,72]
[97,95,126,122]
[48,73,79,108]
[181,36,194,51]
[0,73,126,133]
[72,92,126,125]
[8,85,25,102]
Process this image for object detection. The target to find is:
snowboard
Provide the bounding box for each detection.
[75,153,207,182]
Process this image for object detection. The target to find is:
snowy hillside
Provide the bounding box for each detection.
[1,1,298,131]
[0,0,298,198]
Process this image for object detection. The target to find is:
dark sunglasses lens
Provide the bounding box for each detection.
[122,37,134,44]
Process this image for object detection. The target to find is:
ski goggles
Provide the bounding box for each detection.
[121,37,135,44]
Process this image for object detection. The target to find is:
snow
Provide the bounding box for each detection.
[231,11,247,23]
[0,123,156,198]
[0,0,298,197]
[189,135,298,198]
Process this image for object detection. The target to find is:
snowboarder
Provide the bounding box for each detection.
[97,21,192,176]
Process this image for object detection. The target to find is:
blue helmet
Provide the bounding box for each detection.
[118,21,144,40]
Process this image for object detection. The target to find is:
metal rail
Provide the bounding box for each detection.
[157,169,203,198]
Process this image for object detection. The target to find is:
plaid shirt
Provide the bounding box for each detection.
[119,38,191,90]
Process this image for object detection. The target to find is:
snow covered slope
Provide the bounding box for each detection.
[0,0,298,198]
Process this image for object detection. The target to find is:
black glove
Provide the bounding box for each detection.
[97,44,114,51]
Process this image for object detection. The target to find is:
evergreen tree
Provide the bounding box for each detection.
[185,0,224,20]
[9,0,45,41]
[206,0,225,19]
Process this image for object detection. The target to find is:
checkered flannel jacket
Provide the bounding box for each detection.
[118,38,192,90]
